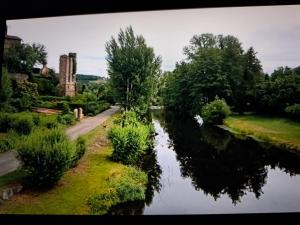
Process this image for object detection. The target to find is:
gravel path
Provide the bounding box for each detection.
[0,106,119,177]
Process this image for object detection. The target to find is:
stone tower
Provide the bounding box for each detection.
[59,53,77,96]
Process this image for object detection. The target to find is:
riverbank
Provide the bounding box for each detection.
[0,113,147,214]
[224,115,300,152]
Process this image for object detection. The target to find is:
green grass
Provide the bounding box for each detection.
[224,114,300,152]
[0,113,147,215]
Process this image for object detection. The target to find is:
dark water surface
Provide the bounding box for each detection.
[108,110,300,215]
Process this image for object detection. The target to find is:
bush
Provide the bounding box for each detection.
[17,128,76,188]
[0,112,14,132]
[36,100,58,109]
[87,167,147,214]
[45,120,59,129]
[114,110,139,127]
[0,131,19,153]
[57,113,76,125]
[111,168,147,202]
[285,104,300,120]
[108,123,151,165]
[201,98,231,125]
[70,136,87,167]
[38,96,70,102]
[32,114,41,126]
[14,115,34,135]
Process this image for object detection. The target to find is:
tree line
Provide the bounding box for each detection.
[160,33,300,117]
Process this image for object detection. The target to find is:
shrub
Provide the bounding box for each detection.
[57,113,75,125]
[70,136,87,167]
[32,114,41,126]
[38,96,70,102]
[17,127,75,188]
[285,104,300,120]
[56,101,71,113]
[45,121,59,129]
[110,168,147,202]
[201,98,231,125]
[0,131,19,153]
[0,112,14,132]
[13,115,34,135]
[108,123,151,165]
[87,167,147,214]
[36,100,57,109]
[114,110,139,127]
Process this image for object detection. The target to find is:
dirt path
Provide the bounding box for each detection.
[0,106,119,177]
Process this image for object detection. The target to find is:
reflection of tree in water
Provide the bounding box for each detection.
[141,148,162,205]
[161,112,300,204]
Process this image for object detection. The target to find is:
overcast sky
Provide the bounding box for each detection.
[7,5,300,77]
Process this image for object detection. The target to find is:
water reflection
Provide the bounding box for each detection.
[108,109,300,214]
[162,111,300,204]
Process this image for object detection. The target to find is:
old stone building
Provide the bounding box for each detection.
[59,53,77,96]
[4,34,22,53]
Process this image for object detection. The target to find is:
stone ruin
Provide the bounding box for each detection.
[59,52,77,96]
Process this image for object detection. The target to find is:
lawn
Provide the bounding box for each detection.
[224,114,300,152]
[0,113,147,214]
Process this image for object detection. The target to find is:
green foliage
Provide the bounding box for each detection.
[255,67,300,114]
[38,95,70,102]
[87,167,147,214]
[57,113,76,125]
[32,75,59,96]
[44,120,59,129]
[14,115,34,135]
[36,100,57,109]
[11,80,39,111]
[61,102,71,114]
[70,136,87,167]
[0,67,13,109]
[114,110,140,127]
[3,42,47,77]
[0,112,34,134]
[285,104,300,120]
[32,114,41,126]
[162,33,264,115]
[106,26,161,111]
[17,127,75,188]
[201,98,231,125]
[0,112,14,132]
[0,131,19,153]
[108,112,151,166]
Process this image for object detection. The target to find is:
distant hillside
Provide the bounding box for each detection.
[76,74,107,83]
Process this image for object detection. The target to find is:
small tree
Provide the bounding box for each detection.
[201,97,231,125]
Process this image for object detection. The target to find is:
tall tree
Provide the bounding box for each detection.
[162,33,264,115]
[105,26,161,114]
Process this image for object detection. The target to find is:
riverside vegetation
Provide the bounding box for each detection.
[0,24,299,214]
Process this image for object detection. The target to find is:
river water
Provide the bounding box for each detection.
[108,110,300,214]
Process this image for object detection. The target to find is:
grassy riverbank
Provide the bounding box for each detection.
[224,115,300,152]
[0,113,147,214]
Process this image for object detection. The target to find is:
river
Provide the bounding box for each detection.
[108,109,300,215]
